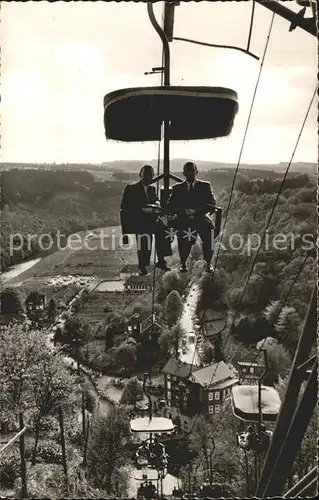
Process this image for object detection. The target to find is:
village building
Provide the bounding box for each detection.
[124,275,152,292]
[232,352,265,385]
[119,264,141,281]
[128,313,163,341]
[204,313,226,341]
[162,357,239,431]
[25,291,47,313]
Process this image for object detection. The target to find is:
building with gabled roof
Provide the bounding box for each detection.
[120,264,140,280]
[162,357,193,380]
[162,356,238,431]
[128,313,164,340]
[124,275,152,292]
[25,291,46,312]
[232,351,265,386]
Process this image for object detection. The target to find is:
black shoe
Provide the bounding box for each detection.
[138,267,148,276]
[205,263,213,273]
[155,261,170,272]
[180,264,187,273]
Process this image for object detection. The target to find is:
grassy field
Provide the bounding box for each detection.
[74,290,144,326]
[5,226,137,285]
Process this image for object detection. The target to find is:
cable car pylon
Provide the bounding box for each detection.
[256,286,317,497]
[254,0,317,36]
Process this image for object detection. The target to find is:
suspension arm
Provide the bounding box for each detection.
[147,2,170,86]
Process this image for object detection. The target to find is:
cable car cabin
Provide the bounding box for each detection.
[231,385,281,422]
[104,86,238,142]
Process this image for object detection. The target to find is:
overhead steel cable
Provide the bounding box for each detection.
[149,41,166,395]
[199,250,315,462]
[183,11,276,438]
[199,10,276,337]
[223,84,318,349]
[185,184,315,440]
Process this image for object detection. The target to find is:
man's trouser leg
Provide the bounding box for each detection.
[197,220,214,264]
[177,230,193,265]
[154,222,172,262]
[136,233,152,268]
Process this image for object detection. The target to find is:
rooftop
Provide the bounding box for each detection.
[141,314,163,331]
[207,377,239,390]
[205,318,226,336]
[25,291,46,303]
[191,361,235,387]
[124,275,153,286]
[233,352,265,367]
[120,264,140,273]
[162,357,193,379]
[237,361,261,367]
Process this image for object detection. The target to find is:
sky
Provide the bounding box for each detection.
[1,0,317,165]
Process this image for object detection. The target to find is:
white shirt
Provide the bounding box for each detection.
[186,180,197,191]
[142,183,160,205]
[141,183,148,195]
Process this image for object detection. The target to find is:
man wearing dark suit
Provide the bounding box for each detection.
[166,162,216,273]
[121,165,171,275]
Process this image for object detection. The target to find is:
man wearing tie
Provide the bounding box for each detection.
[120,165,171,275]
[166,162,216,273]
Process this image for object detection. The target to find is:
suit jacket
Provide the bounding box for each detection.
[166,180,216,211]
[121,181,158,211]
[120,181,159,234]
[166,180,216,230]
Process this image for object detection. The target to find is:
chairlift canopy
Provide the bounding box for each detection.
[231,385,281,422]
[130,417,175,433]
[104,86,238,142]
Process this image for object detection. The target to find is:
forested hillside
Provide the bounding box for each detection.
[1,168,316,285]
[0,170,126,272]
[198,172,316,322]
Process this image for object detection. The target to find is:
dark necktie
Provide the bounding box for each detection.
[146,186,152,203]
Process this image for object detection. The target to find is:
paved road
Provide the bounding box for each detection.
[179,282,201,366]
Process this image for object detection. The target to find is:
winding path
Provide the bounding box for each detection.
[179,282,201,366]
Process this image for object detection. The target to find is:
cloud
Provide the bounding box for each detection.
[0,0,317,164]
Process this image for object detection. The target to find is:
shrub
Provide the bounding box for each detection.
[26,443,63,464]
[0,454,20,489]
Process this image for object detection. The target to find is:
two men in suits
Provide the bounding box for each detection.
[120,165,171,275]
[166,162,216,273]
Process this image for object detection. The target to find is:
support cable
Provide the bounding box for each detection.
[184,11,276,437]
[199,11,276,337]
[224,85,317,348]
[185,250,314,457]
[148,42,165,409]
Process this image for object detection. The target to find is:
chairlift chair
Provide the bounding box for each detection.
[104,2,232,245]
[131,374,174,473]
[231,385,281,422]
[237,425,273,453]
[120,202,223,244]
[232,384,280,453]
[104,86,238,142]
